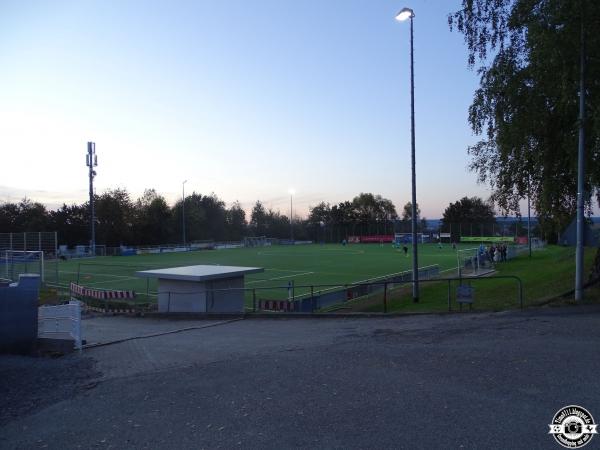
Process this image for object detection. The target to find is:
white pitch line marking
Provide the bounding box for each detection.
[59,270,138,280]
[247,271,314,284]
[264,268,313,273]
[83,276,139,286]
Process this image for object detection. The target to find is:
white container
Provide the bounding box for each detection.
[38,301,82,350]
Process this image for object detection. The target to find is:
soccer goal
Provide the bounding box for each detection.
[4,250,45,282]
[456,247,494,276]
[69,245,106,258]
[394,233,429,245]
[243,236,269,248]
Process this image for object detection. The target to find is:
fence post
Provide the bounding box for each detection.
[517,277,523,310]
[310,286,314,313]
[447,279,451,312]
[253,288,257,313]
[383,282,388,314]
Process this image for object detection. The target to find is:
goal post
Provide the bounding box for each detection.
[456,247,479,275]
[394,233,429,245]
[243,236,269,248]
[456,245,498,275]
[4,250,45,282]
[0,232,58,283]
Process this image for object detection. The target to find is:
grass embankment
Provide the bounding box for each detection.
[357,246,598,313]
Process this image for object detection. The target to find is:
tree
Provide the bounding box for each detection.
[401,202,421,222]
[0,200,48,233]
[250,201,267,236]
[449,0,600,235]
[199,193,227,241]
[307,202,332,242]
[420,217,428,233]
[352,193,396,221]
[132,189,171,245]
[400,202,428,233]
[174,192,228,242]
[308,202,331,224]
[95,189,134,246]
[225,201,247,240]
[0,202,20,232]
[265,209,289,238]
[442,196,496,225]
[12,198,48,232]
[49,203,88,246]
[330,201,355,225]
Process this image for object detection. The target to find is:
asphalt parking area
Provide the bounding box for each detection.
[1,305,600,449]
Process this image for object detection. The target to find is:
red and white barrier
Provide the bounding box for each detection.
[70,282,136,300]
[259,299,295,312]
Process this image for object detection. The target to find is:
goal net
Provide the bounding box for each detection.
[59,245,106,258]
[4,250,45,282]
[456,247,494,275]
[394,233,429,245]
[243,236,269,248]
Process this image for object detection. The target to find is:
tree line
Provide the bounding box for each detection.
[0,189,271,247]
[0,188,504,247]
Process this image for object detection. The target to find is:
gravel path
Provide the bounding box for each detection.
[0,354,100,427]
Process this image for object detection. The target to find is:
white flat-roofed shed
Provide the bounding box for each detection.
[137,265,264,313]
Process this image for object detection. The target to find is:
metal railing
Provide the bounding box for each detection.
[135,274,523,314]
[66,265,523,314]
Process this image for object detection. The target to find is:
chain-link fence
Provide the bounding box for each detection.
[68,274,524,314]
[438,221,538,242]
[0,232,58,284]
[289,220,538,244]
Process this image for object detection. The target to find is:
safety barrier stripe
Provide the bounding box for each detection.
[258,299,295,312]
[70,282,136,300]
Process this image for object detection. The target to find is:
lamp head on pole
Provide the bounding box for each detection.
[395,7,414,22]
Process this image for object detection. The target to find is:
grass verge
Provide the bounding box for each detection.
[357,246,598,313]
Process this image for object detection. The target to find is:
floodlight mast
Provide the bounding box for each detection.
[395,7,414,22]
[575,15,586,301]
[395,6,419,303]
[289,189,295,242]
[86,142,98,256]
[182,180,187,248]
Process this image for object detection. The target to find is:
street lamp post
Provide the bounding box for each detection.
[527,178,532,258]
[396,6,419,302]
[182,180,187,248]
[289,189,295,242]
[575,16,586,302]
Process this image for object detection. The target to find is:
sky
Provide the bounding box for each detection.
[0,0,493,219]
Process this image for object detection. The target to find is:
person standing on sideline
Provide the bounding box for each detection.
[403,245,409,257]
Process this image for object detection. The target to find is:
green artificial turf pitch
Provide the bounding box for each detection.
[49,244,597,310]
[55,243,466,299]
